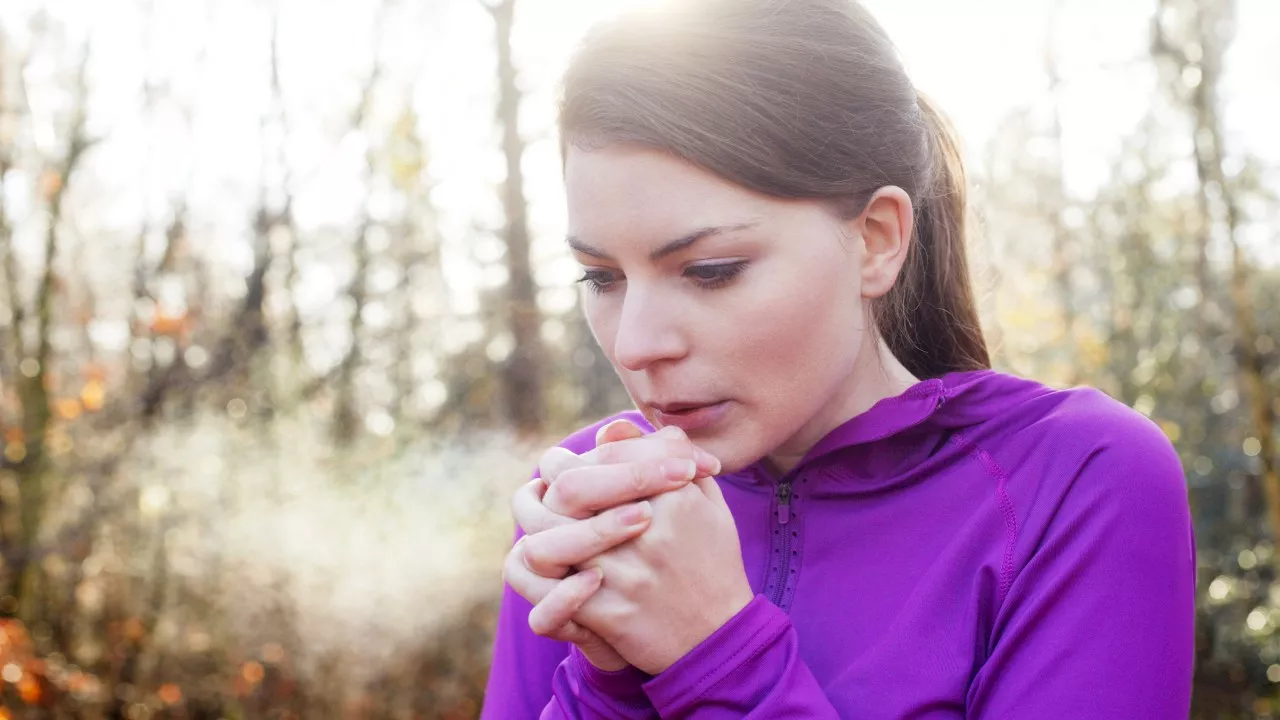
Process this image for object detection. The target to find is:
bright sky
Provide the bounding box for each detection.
[2,0,1277,308]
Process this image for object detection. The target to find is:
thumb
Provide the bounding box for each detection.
[595,418,646,447]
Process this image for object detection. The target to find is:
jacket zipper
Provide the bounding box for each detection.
[763,390,948,610]
[770,479,794,607]
[776,479,792,525]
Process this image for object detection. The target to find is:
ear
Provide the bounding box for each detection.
[849,186,914,299]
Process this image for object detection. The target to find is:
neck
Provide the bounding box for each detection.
[764,338,919,476]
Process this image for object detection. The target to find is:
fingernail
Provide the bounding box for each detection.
[693,447,722,476]
[618,501,652,527]
[661,458,697,483]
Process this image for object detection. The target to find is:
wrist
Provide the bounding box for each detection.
[647,583,755,674]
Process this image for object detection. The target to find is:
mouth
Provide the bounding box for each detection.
[649,400,730,433]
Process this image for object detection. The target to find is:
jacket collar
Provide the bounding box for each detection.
[735,369,1036,485]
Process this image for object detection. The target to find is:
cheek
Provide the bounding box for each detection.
[731,262,865,393]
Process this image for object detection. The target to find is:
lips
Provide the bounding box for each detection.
[650,400,730,433]
[652,400,722,414]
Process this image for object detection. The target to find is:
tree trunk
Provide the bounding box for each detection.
[1170,0,1280,559]
[490,0,546,436]
[13,50,94,621]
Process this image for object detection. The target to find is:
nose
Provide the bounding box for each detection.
[612,285,689,372]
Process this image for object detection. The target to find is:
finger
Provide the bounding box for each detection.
[695,474,728,505]
[522,501,652,577]
[504,537,561,602]
[538,446,584,485]
[528,568,604,636]
[512,476,571,536]
[543,618,611,654]
[544,457,697,518]
[596,418,646,447]
[580,430,721,478]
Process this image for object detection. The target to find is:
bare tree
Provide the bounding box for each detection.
[1041,13,1078,384]
[8,40,96,624]
[1154,0,1280,560]
[333,6,390,445]
[480,0,546,436]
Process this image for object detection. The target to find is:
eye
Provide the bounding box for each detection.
[576,268,622,295]
[684,261,748,289]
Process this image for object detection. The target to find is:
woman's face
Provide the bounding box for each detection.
[565,145,906,474]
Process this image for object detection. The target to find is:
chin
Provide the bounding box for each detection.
[692,434,762,476]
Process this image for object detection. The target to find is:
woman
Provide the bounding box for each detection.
[483,0,1195,717]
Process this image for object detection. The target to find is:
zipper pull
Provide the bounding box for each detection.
[776,480,792,525]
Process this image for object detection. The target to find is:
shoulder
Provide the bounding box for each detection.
[953,372,1187,526]
[1019,383,1183,487]
[982,379,1189,542]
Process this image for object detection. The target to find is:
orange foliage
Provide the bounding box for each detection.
[123,617,145,641]
[17,675,40,704]
[81,380,105,412]
[54,398,83,421]
[149,311,191,338]
[0,619,34,661]
[158,683,183,705]
[242,661,265,685]
[38,170,63,200]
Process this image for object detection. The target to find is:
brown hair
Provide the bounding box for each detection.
[558,0,989,379]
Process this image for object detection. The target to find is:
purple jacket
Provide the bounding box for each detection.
[482,370,1196,718]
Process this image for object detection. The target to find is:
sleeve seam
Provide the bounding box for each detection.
[949,431,1020,606]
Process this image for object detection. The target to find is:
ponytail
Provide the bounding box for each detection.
[873,92,990,379]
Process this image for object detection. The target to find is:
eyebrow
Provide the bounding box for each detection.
[567,222,758,263]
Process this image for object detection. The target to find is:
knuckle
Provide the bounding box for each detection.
[512,479,536,511]
[512,488,545,531]
[539,446,580,483]
[627,462,649,494]
[594,441,621,465]
[537,448,561,479]
[502,547,525,586]
[558,623,589,646]
[592,599,630,627]
[659,425,687,441]
[546,478,583,515]
[520,539,552,574]
[528,609,556,637]
[631,569,655,594]
[588,513,618,544]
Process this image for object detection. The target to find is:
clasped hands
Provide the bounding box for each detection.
[503,420,755,675]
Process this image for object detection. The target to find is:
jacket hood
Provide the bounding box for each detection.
[730,369,1059,489]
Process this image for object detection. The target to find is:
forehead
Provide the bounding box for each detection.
[564,145,770,240]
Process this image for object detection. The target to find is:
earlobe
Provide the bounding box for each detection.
[856,186,914,299]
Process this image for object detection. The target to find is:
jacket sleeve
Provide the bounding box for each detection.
[480,541,573,719]
[639,595,841,719]
[965,416,1196,717]
[539,649,659,719]
[483,411,661,719]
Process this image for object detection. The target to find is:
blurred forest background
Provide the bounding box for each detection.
[0,0,1276,717]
